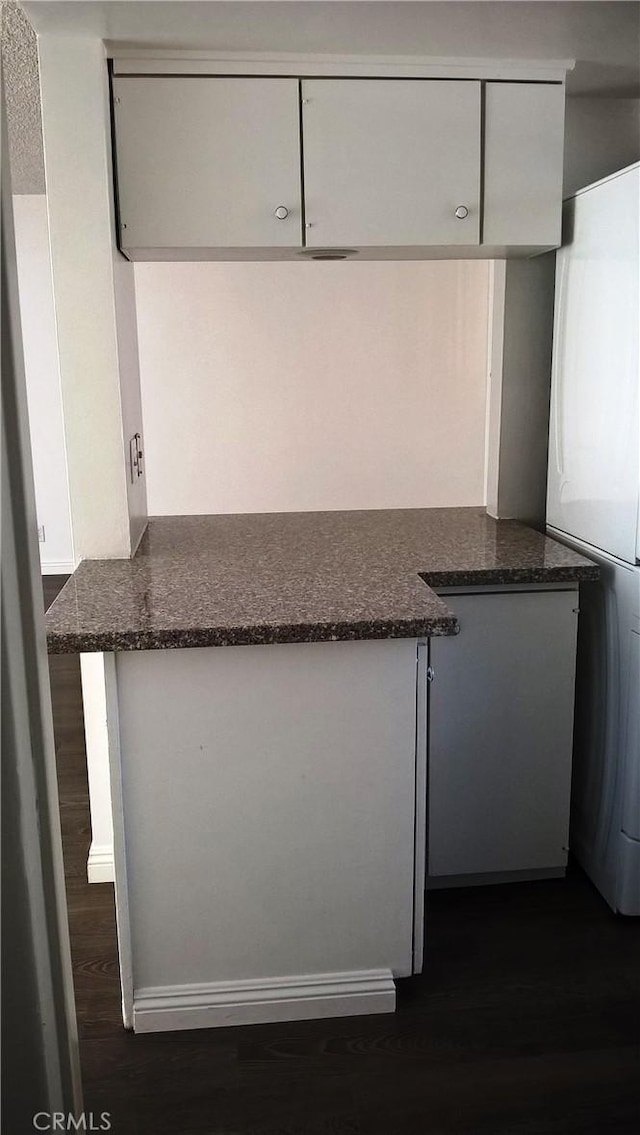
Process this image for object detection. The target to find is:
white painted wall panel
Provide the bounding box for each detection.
[13,194,73,572]
[486,254,556,527]
[135,260,490,515]
[112,251,148,553]
[38,36,139,560]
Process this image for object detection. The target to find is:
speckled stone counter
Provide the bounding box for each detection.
[45,508,599,653]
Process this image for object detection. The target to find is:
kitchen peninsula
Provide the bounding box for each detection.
[46,508,597,1032]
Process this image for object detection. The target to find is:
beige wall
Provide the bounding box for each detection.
[135,260,490,516]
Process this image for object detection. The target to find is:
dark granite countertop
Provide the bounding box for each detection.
[45,508,599,653]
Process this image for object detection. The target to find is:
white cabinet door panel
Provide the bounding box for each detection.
[113,77,302,250]
[429,590,578,878]
[483,83,565,247]
[116,640,419,992]
[302,80,481,248]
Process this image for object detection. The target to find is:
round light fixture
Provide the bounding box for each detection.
[297,248,359,261]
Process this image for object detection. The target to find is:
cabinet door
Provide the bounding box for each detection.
[301,80,481,248]
[429,590,578,879]
[483,83,565,247]
[112,77,302,251]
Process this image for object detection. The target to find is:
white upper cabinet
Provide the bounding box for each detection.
[111,65,569,259]
[301,80,481,248]
[483,82,565,247]
[112,77,302,252]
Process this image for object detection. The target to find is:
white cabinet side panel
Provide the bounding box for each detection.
[302,80,480,247]
[429,591,577,877]
[483,83,565,247]
[115,640,417,991]
[38,37,133,560]
[113,77,302,250]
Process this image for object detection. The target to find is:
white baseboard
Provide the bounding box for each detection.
[41,560,75,576]
[133,968,396,1033]
[87,842,115,884]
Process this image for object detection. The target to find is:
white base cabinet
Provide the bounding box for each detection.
[427,587,579,884]
[101,589,581,1031]
[109,638,426,1032]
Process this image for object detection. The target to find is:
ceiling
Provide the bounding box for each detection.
[21,1,640,97]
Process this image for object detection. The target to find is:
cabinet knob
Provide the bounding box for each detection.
[454,205,469,220]
[274,205,289,220]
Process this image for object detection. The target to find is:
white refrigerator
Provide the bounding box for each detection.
[547,162,640,915]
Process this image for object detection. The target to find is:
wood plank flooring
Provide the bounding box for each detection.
[44,576,640,1134]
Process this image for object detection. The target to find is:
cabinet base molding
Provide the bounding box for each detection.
[427,866,566,890]
[132,969,396,1033]
[87,841,115,884]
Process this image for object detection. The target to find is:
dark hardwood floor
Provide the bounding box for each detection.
[44,576,640,1134]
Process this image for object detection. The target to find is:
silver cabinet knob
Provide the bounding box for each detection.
[454,205,469,220]
[274,205,289,220]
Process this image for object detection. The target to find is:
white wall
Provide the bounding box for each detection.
[38,36,146,561]
[36,35,149,888]
[564,97,640,196]
[136,260,490,516]
[486,256,556,528]
[21,2,640,101]
[112,229,148,553]
[13,194,74,572]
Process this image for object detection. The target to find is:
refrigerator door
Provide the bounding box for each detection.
[547,164,639,564]
[548,528,640,914]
